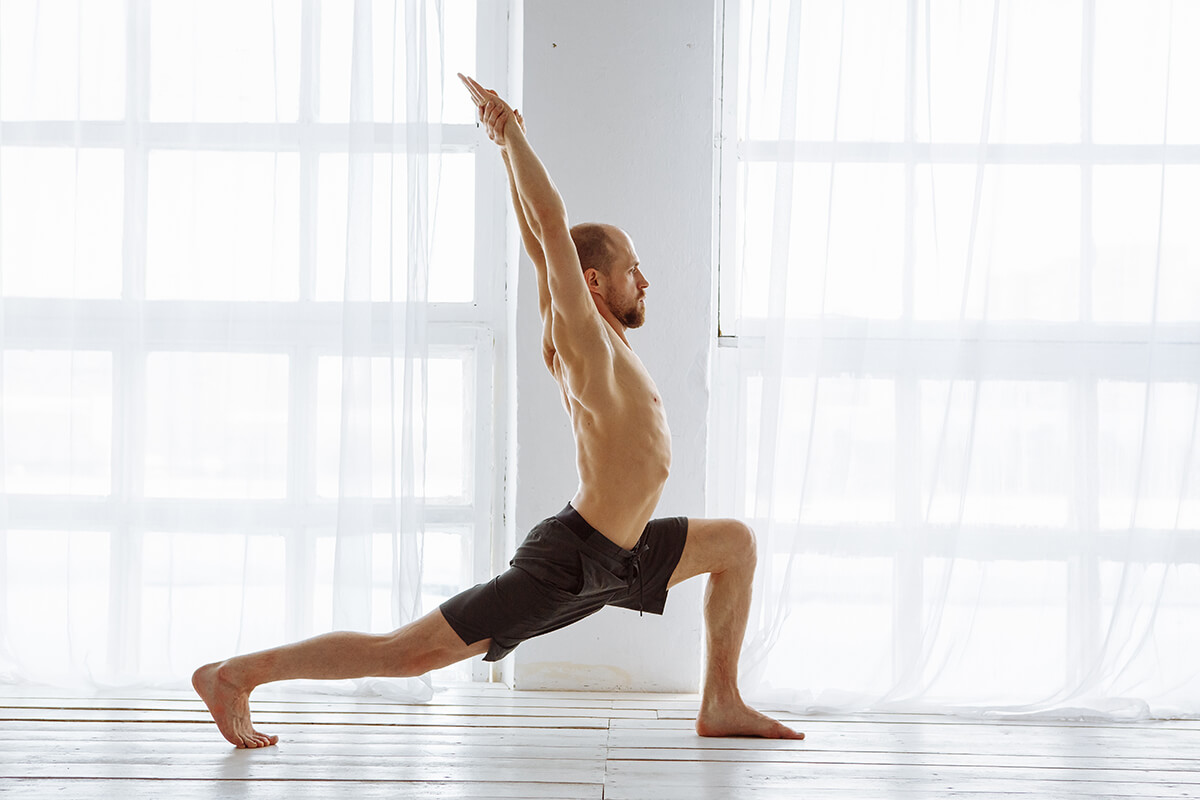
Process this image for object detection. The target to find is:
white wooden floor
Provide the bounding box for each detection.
[1,684,1197,799]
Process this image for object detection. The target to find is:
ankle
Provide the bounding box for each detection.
[216,658,255,693]
[701,684,743,710]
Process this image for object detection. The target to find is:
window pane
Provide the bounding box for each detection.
[736,162,903,321]
[762,555,893,693]
[739,0,904,142]
[147,152,300,301]
[316,354,469,500]
[1100,562,1200,706]
[150,0,301,122]
[368,527,472,626]
[914,165,1079,321]
[316,153,474,302]
[915,0,1080,144]
[731,163,772,323]
[441,0,477,125]
[923,560,1068,700]
[431,153,475,302]
[0,0,124,120]
[4,531,111,683]
[1093,166,1200,324]
[318,3,353,123]
[1,148,123,299]
[921,380,1071,527]
[419,527,472,611]
[3,351,111,495]
[1097,382,1200,531]
[427,357,470,499]
[144,353,290,498]
[749,377,894,524]
[319,0,456,124]
[1094,0,1200,145]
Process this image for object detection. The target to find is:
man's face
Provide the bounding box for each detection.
[602,233,650,329]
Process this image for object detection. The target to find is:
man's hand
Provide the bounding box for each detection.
[458,73,522,147]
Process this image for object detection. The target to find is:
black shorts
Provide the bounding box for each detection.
[440,504,689,662]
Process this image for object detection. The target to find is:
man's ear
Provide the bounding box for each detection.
[584,268,603,292]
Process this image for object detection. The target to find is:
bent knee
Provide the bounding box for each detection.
[723,519,757,570]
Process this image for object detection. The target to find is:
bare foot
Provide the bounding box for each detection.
[192,661,279,748]
[696,700,805,739]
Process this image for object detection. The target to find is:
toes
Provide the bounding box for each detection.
[246,731,277,748]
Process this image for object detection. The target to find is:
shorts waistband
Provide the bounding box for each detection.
[554,503,637,561]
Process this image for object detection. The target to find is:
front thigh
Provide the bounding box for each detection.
[667,517,752,589]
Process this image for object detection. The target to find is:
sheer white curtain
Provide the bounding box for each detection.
[0,0,457,698]
[716,0,1200,717]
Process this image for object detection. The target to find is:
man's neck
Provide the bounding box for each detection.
[592,297,631,349]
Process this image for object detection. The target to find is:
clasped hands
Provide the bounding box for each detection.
[458,73,524,146]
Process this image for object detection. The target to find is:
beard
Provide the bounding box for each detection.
[613,294,646,329]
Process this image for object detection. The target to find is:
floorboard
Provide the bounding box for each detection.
[0,685,1194,799]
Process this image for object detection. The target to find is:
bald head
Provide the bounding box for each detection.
[568,222,647,330]
[570,222,624,276]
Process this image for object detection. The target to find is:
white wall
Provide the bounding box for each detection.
[508,0,716,691]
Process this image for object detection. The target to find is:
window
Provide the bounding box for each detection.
[716,0,1200,702]
[1,0,507,683]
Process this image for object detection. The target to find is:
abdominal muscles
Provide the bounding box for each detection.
[570,386,672,547]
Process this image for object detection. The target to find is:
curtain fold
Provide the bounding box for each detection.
[0,0,445,698]
[724,0,1199,718]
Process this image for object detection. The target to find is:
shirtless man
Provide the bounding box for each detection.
[191,75,802,748]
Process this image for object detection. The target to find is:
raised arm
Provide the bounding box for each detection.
[499,112,552,325]
[459,75,600,342]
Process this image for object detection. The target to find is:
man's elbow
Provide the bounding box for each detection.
[527,203,568,237]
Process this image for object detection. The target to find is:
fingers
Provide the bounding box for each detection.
[460,74,518,144]
[459,74,513,116]
[457,73,488,105]
[466,77,496,109]
[458,74,497,128]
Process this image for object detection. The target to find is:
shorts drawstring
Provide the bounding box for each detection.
[632,547,644,616]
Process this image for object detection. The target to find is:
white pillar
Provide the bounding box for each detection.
[510,0,715,691]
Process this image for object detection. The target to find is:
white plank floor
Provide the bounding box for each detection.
[1,684,1197,799]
